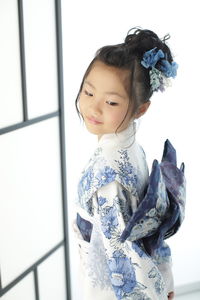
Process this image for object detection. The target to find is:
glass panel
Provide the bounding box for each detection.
[23,0,58,118]
[0,0,23,128]
[38,246,67,300]
[0,117,64,287]
[1,273,35,300]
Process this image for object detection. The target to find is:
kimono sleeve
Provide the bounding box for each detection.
[151,242,174,294]
[95,180,168,300]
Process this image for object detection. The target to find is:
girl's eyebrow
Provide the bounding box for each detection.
[84,80,126,99]
[85,80,96,89]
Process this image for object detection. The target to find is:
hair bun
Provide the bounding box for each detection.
[124,27,173,62]
[125,27,159,44]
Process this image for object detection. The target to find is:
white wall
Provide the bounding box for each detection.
[62,0,200,299]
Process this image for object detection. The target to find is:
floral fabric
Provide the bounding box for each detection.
[73,121,185,300]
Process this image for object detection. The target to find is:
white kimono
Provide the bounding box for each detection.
[73,121,177,300]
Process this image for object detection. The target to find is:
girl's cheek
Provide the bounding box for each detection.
[115,110,127,121]
[79,104,83,116]
[79,98,84,112]
[109,112,124,126]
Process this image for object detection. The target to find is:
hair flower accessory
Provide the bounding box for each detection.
[150,68,171,92]
[141,47,178,92]
[141,47,165,68]
[159,60,178,78]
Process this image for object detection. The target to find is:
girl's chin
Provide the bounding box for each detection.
[85,124,102,136]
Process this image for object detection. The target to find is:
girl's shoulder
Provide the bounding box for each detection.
[90,142,147,191]
[97,140,147,172]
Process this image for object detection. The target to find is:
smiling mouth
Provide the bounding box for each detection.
[86,116,103,125]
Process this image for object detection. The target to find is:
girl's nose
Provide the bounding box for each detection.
[89,98,102,116]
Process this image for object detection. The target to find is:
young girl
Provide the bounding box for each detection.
[73,28,186,300]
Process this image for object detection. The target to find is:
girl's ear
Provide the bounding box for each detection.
[134,101,151,119]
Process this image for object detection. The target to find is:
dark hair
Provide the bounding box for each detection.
[75,27,175,121]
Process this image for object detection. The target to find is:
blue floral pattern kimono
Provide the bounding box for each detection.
[73,121,186,300]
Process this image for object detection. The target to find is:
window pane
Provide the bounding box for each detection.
[0,0,23,128]
[1,273,35,300]
[0,117,63,286]
[23,0,58,118]
[38,246,67,300]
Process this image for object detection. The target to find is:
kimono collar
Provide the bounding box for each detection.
[98,120,136,148]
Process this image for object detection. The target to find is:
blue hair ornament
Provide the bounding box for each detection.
[141,47,165,68]
[141,47,178,92]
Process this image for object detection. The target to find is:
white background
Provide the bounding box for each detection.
[62,0,200,299]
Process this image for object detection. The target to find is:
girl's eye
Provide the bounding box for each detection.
[106,100,118,106]
[84,90,93,97]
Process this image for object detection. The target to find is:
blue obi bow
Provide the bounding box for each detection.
[120,140,186,255]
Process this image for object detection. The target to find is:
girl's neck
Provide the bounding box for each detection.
[98,120,136,147]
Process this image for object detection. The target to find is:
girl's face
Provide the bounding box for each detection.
[79,61,134,139]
